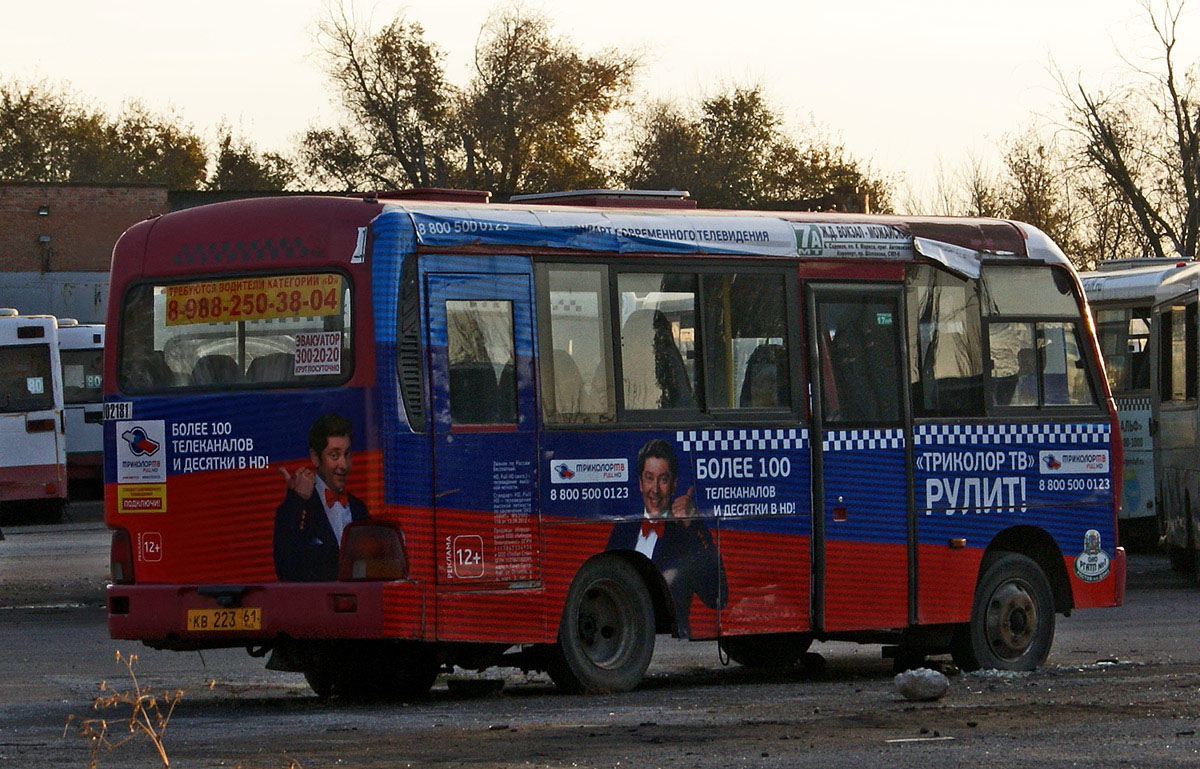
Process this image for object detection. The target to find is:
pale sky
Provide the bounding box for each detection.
[0,1,1188,203]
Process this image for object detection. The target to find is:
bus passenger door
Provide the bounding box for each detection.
[806,284,912,632]
[426,272,543,641]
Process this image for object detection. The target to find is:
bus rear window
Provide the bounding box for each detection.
[0,344,55,412]
[118,273,353,392]
[61,348,103,404]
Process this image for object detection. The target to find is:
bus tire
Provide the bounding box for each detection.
[303,669,335,698]
[303,643,439,701]
[549,557,655,694]
[719,633,813,668]
[951,553,1055,672]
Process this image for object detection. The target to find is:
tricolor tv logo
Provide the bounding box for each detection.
[115,420,167,484]
[1039,450,1109,475]
[121,426,161,456]
[549,458,628,484]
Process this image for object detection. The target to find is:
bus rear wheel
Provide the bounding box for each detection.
[303,642,439,701]
[951,553,1055,672]
[719,633,813,668]
[549,557,655,694]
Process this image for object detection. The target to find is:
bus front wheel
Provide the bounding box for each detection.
[951,553,1055,672]
[549,557,655,694]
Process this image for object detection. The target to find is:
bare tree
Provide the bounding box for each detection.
[1062,0,1200,259]
[457,6,640,199]
[959,152,1005,219]
[304,1,455,189]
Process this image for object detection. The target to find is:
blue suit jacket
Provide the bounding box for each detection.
[606,517,725,635]
[273,489,369,582]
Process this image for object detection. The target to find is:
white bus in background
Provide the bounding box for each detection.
[56,319,104,484]
[1080,259,1189,549]
[1150,262,1200,577]
[0,309,68,522]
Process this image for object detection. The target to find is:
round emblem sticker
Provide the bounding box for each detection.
[1073,528,1111,583]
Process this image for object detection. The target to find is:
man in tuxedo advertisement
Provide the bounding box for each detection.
[606,438,725,635]
[273,413,370,582]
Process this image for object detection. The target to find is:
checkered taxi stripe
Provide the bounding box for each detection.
[677,429,808,452]
[914,422,1110,446]
[821,429,905,451]
[1114,396,1151,411]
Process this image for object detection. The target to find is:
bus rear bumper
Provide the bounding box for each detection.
[107,580,425,648]
[0,463,66,503]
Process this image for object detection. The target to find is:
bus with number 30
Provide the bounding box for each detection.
[104,189,1125,697]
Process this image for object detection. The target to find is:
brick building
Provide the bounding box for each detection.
[0,183,170,322]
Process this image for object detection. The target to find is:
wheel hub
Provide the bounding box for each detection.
[577,581,632,668]
[985,580,1038,660]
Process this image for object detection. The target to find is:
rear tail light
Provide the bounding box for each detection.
[111,528,135,584]
[338,521,407,581]
[26,418,55,433]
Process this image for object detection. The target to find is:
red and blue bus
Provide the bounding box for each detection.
[104,189,1125,697]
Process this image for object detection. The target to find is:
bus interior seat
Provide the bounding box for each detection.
[551,349,584,417]
[739,343,788,408]
[621,310,658,409]
[449,361,499,423]
[620,309,695,410]
[247,353,296,383]
[135,350,176,389]
[190,354,243,386]
[582,362,613,417]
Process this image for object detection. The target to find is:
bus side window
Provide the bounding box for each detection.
[702,273,790,410]
[816,299,901,425]
[983,265,1100,411]
[536,264,615,424]
[446,299,516,425]
[617,272,699,412]
[1162,303,1198,402]
[906,265,984,417]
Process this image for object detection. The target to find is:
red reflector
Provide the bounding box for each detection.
[110,528,135,584]
[338,521,407,581]
[332,594,357,613]
[26,418,55,433]
[44,482,56,495]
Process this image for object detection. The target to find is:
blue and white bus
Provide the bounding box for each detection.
[104,190,1125,698]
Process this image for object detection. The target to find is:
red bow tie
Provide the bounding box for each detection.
[641,518,665,538]
[324,488,347,508]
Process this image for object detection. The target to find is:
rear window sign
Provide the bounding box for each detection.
[294,332,342,376]
[26,377,43,394]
